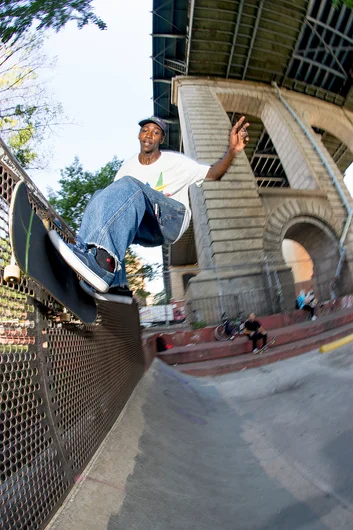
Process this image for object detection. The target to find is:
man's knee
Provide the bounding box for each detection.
[117,175,140,188]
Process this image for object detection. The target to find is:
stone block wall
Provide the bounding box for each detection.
[171,77,353,317]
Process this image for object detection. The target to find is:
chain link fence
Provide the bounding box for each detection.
[141,251,351,327]
[0,139,145,530]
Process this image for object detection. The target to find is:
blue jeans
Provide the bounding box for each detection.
[76,176,186,287]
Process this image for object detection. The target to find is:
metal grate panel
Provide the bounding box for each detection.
[0,139,144,530]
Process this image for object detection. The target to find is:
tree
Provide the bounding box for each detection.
[333,0,353,8]
[125,248,156,301]
[0,34,63,167]
[49,156,122,231]
[0,1,106,44]
[153,290,169,306]
[49,157,160,298]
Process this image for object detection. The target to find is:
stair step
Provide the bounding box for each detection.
[159,309,353,365]
[174,321,353,377]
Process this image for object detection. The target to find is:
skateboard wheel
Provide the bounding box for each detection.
[4,264,21,283]
[60,311,71,322]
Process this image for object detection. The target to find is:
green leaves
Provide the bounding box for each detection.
[152,290,169,305]
[0,1,106,43]
[49,156,122,232]
[332,0,353,8]
[0,34,63,168]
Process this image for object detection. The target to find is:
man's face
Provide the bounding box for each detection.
[138,122,164,153]
[249,313,255,321]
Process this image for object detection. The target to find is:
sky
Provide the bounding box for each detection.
[29,0,165,294]
[26,0,353,295]
[32,0,154,190]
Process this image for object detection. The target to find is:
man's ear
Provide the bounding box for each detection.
[160,135,165,145]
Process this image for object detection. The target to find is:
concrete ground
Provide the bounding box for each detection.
[47,344,353,530]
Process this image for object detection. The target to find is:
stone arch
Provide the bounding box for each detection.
[263,198,351,300]
[263,198,341,253]
[217,84,318,189]
[288,95,353,156]
[216,85,269,120]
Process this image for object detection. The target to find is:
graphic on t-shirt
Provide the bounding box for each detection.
[154,172,168,192]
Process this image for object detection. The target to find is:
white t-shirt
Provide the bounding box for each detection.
[114,151,210,240]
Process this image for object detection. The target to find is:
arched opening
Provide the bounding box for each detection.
[182,273,196,293]
[228,113,290,188]
[281,218,352,301]
[282,240,313,296]
[312,126,353,174]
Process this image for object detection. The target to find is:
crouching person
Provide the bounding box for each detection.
[244,313,268,354]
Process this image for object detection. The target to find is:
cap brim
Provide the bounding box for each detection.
[138,119,166,134]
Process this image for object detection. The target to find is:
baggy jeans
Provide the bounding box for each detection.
[76,176,186,287]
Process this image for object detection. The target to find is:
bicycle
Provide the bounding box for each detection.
[214,310,245,341]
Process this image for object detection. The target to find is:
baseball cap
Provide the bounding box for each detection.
[138,116,167,135]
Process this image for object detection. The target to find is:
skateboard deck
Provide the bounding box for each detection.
[255,337,276,355]
[8,181,97,324]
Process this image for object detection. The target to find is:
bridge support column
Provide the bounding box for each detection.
[171,78,353,323]
[173,81,294,322]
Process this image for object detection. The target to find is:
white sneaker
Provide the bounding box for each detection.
[252,348,259,354]
[311,315,317,321]
[79,281,133,305]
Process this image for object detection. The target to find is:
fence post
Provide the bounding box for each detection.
[271,256,286,314]
[264,256,276,314]
[216,266,225,317]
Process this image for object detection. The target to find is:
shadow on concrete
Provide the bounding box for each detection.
[106,360,334,530]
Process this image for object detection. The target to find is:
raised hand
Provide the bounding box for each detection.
[229,116,250,154]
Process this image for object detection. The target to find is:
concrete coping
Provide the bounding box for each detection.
[258,188,327,199]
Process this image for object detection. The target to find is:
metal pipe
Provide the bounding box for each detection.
[272,81,352,249]
[226,0,244,78]
[242,0,264,80]
[306,15,353,46]
[185,0,196,75]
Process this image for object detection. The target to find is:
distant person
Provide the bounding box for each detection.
[49,116,250,304]
[156,336,167,352]
[243,312,268,354]
[296,290,317,320]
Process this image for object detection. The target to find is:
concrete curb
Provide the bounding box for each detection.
[319,333,353,353]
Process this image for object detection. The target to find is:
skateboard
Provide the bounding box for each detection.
[255,337,276,355]
[5,181,97,324]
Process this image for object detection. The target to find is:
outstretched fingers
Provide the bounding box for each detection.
[234,116,250,144]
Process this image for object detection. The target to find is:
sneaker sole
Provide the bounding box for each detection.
[49,231,110,293]
[79,281,133,305]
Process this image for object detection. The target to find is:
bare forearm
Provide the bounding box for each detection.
[205,149,236,181]
[205,116,249,181]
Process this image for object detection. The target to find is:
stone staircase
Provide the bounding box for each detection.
[157,308,353,377]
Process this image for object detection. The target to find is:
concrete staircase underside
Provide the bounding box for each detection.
[158,309,353,377]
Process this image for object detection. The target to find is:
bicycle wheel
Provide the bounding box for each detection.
[214,325,231,341]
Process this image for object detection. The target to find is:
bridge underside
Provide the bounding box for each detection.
[153,0,353,153]
[153,0,353,299]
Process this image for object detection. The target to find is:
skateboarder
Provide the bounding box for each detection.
[243,312,268,353]
[50,115,250,302]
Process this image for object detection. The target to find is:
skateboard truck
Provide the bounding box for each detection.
[4,254,21,284]
[60,308,71,322]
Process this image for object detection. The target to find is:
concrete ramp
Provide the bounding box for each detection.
[48,350,353,530]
